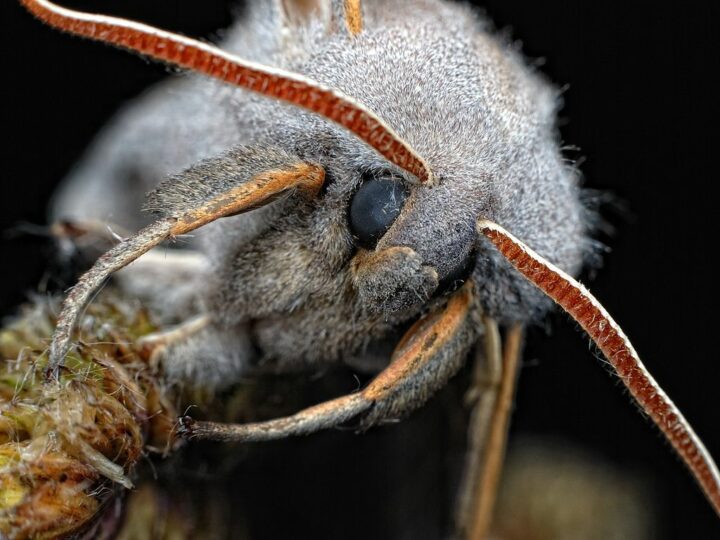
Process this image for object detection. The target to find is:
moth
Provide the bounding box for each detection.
[17,0,720,535]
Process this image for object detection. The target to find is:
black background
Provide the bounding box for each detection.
[2,1,719,538]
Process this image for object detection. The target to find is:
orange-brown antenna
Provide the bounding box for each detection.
[343,0,364,35]
[19,0,430,184]
[477,219,720,517]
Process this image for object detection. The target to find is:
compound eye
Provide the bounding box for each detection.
[349,175,409,248]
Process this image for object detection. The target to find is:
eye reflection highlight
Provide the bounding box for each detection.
[349,175,408,249]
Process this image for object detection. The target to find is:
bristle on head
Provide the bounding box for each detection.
[477,219,720,517]
[19,0,429,183]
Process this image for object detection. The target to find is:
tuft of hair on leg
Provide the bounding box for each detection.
[19,0,430,184]
[46,164,326,379]
[477,219,720,518]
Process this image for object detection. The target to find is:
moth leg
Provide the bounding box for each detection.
[180,282,476,442]
[116,249,209,321]
[330,0,364,35]
[46,162,325,378]
[456,323,524,540]
[130,315,257,393]
[138,315,211,365]
[50,219,132,271]
[478,220,720,516]
[118,249,209,279]
[455,316,502,535]
[51,219,131,251]
[52,219,210,320]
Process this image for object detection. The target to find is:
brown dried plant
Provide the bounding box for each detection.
[0,293,178,539]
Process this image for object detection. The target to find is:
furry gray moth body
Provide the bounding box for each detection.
[50,0,588,387]
[16,0,720,524]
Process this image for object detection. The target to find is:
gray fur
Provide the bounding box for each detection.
[144,146,304,215]
[161,321,256,391]
[116,249,209,322]
[50,1,591,406]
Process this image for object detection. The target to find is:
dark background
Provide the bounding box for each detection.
[2,1,718,538]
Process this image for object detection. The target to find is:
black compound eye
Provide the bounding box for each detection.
[349,175,409,248]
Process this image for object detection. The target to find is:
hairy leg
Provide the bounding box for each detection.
[116,249,209,321]
[46,162,325,377]
[181,282,477,442]
[478,219,720,516]
[455,316,502,534]
[456,323,524,540]
[139,315,211,363]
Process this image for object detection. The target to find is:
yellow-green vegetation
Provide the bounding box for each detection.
[0,294,179,539]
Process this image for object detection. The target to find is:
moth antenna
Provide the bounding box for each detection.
[19,0,429,183]
[279,0,331,29]
[46,164,325,378]
[477,219,720,517]
[333,0,364,35]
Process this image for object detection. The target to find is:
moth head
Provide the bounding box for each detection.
[199,4,588,321]
[23,0,587,370]
[20,1,720,516]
